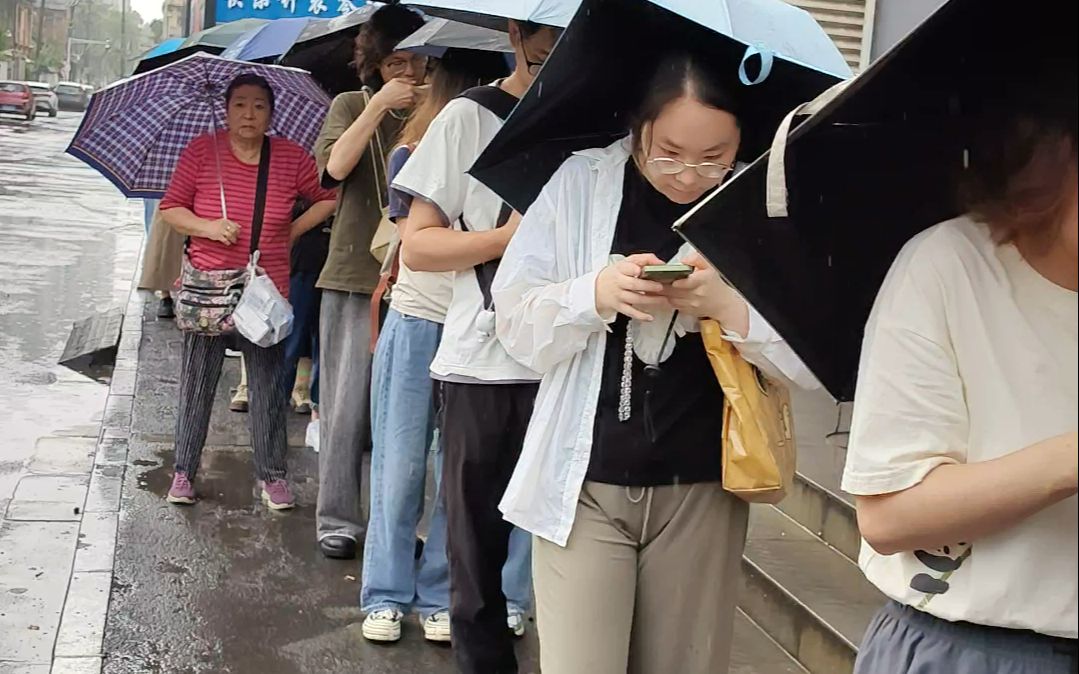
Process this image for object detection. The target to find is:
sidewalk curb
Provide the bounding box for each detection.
[50,241,147,674]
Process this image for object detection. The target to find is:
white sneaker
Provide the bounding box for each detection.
[362,608,404,642]
[225,348,241,358]
[423,610,452,643]
[305,419,320,453]
[507,612,526,638]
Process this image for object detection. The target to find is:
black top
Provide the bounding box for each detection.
[587,163,725,487]
[289,199,332,276]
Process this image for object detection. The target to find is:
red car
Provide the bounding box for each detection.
[0,81,36,121]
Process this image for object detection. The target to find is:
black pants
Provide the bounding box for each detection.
[174,333,288,481]
[441,381,538,674]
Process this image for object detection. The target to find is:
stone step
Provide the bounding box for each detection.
[731,609,809,674]
[739,505,885,674]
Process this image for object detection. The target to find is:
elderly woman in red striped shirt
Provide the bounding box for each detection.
[160,73,336,510]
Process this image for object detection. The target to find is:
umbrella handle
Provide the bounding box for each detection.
[738,44,775,86]
[765,79,853,218]
[209,108,229,222]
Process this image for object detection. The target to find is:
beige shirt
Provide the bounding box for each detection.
[843,216,1078,637]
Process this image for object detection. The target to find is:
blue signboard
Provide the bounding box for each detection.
[214,0,365,24]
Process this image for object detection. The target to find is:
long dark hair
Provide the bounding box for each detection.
[398,49,510,148]
[630,52,741,158]
[354,4,425,89]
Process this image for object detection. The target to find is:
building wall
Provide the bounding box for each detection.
[869,0,944,61]
[161,0,184,37]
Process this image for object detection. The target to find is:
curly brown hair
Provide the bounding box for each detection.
[354,5,425,89]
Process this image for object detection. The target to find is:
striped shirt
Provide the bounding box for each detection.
[161,132,335,297]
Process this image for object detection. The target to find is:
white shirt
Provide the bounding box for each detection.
[393,97,540,383]
[493,138,819,546]
[842,216,1078,637]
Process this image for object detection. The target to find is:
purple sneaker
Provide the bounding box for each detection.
[261,479,295,510]
[167,472,196,505]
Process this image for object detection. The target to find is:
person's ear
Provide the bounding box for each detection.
[508,20,522,49]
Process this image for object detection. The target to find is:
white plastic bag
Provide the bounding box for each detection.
[234,254,293,347]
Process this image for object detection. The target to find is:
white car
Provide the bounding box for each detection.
[25,81,59,117]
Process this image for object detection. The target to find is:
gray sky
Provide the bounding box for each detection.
[129,0,163,23]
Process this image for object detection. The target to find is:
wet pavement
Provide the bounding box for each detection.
[0,111,141,672]
[104,302,534,673]
[0,112,142,514]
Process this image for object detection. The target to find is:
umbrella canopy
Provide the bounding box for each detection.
[67,52,331,199]
[470,0,850,213]
[138,37,184,61]
[403,0,579,31]
[132,19,270,75]
[280,5,382,94]
[220,17,315,63]
[673,0,1077,401]
[397,17,513,57]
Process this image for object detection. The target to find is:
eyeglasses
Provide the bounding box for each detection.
[383,53,428,76]
[647,157,735,180]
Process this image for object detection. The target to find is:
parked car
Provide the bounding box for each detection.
[54,82,91,112]
[25,81,59,117]
[0,81,36,120]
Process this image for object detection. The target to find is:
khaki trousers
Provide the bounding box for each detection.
[533,481,748,674]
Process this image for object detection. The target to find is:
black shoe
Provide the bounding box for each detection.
[157,297,175,319]
[319,535,356,560]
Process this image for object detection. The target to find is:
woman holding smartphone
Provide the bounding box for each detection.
[491,51,818,673]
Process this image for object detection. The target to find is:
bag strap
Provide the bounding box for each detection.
[361,87,389,210]
[249,135,273,255]
[765,79,851,218]
[456,84,518,121]
[458,202,513,311]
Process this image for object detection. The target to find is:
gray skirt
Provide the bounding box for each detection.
[855,601,1077,674]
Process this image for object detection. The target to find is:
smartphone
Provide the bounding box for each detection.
[640,263,694,283]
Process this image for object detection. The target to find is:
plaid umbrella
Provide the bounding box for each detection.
[67,52,332,199]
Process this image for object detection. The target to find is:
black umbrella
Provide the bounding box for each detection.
[673,0,1078,401]
[468,0,851,214]
[279,5,382,95]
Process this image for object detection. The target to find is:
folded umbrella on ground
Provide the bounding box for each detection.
[469,0,850,214]
[67,52,331,199]
[673,0,1077,401]
[403,0,580,31]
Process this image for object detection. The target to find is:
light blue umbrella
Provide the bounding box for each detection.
[403,0,581,31]
[138,37,185,61]
[650,0,851,82]
[396,17,513,56]
[220,17,321,63]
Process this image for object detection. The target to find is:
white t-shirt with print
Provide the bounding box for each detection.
[392,96,540,383]
[842,215,1078,638]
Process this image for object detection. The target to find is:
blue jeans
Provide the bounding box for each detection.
[363,309,533,619]
[142,199,158,236]
[283,271,320,405]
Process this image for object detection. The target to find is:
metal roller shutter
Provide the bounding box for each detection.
[788,0,877,71]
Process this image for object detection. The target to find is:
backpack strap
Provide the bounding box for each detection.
[454,85,518,311]
[455,84,518,121]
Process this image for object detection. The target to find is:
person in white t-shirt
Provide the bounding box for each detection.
[392,20,561,674]
[359,48,533,648]
[843,87,1078,672]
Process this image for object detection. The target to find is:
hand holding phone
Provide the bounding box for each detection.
[639,263,694,283]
